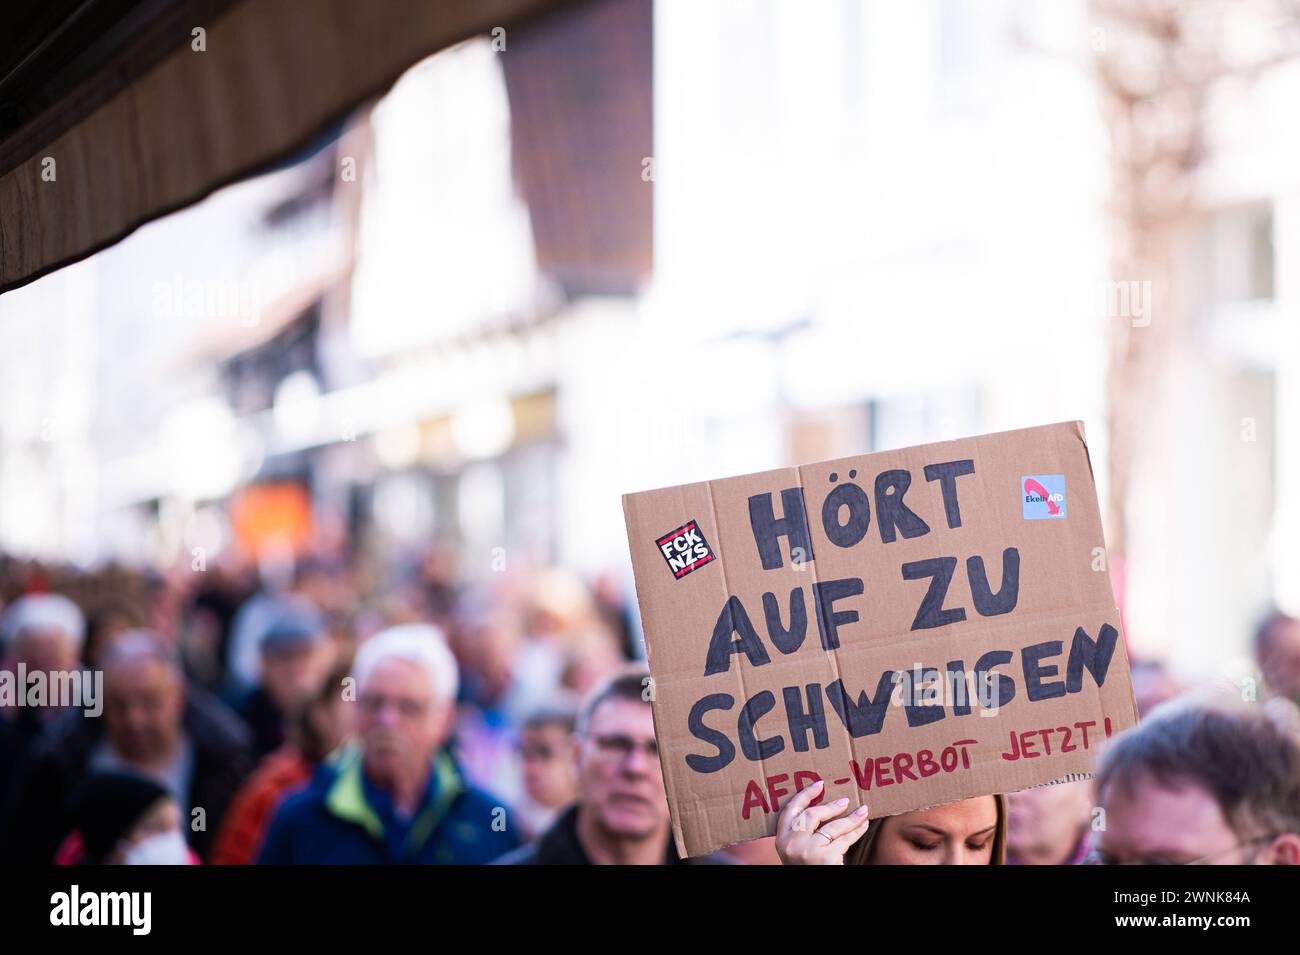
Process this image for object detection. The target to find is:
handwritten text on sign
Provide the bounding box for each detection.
[683,459,1118,775]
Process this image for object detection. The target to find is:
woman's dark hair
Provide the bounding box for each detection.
[292,660,353,763]
[66,771,171,864]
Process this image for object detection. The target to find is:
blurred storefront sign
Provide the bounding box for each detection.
[229,481,312,559]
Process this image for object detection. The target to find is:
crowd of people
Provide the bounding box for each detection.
[1,548,1298,865]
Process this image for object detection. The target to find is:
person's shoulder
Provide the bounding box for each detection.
[184,683,253,755]
[256,764,347,863]
[454,782,508,813]
[490,842,539,865]
[241,750,313,808]
[257,776,326,859]
[26,708,93,769]
[443,783,522,857]
[267,763,336,823]
[445,778,517,831]
[261,747,313,787]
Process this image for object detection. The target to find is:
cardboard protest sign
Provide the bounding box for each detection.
[623,421,1139,858]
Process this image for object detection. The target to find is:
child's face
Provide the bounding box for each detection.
[106,796,184,865]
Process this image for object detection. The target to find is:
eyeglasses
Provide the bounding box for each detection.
[587,733,660,766]
[1084,833,1277,866]
[357,693,429,720]
[520,742,559,761]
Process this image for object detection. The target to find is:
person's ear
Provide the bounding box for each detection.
[431,700,454,737]
[1261,832,1300,865]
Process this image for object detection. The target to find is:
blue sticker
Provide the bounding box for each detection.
[1022,474,1066,520]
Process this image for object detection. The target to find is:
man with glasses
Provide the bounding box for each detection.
[258,624,519,864]
[515,705,579,839]
[1087,696,1300,865]
[497,667,727,864]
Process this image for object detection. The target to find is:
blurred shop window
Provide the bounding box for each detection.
[372,470,437,546]
[1202,203,1276,310]
[223,305,323,417]
[870,389,982,453]
[937,0,988,111]
[785,390,982,464]
[789,404,872,466]
[349,40,538,357]
[502,439,559,564]
[840,0,866,109]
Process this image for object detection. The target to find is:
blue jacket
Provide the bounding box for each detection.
[257,746,519,865]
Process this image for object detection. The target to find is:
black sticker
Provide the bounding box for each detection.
[656,519,716,580]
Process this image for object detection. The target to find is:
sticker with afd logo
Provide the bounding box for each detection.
[655,519,716,579]
[1022,475,1066,519]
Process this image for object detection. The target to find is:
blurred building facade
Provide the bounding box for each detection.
[1120,41,1300,677]
[0,0,1295,684]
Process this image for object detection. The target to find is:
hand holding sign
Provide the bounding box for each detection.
[774,780,871,865]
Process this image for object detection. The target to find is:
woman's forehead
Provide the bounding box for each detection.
[893,795,998,832]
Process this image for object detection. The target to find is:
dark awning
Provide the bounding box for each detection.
[0,0,577,295]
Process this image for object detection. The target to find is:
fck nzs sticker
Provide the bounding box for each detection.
[656,520,715,579]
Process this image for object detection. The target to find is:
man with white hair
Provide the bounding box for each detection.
[258,624,520,864]
[1,593,86,679]
[0,594,89,851]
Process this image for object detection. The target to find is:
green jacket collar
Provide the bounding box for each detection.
[323,745,465,854]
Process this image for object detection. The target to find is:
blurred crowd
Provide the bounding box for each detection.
[1,546,1298,866]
